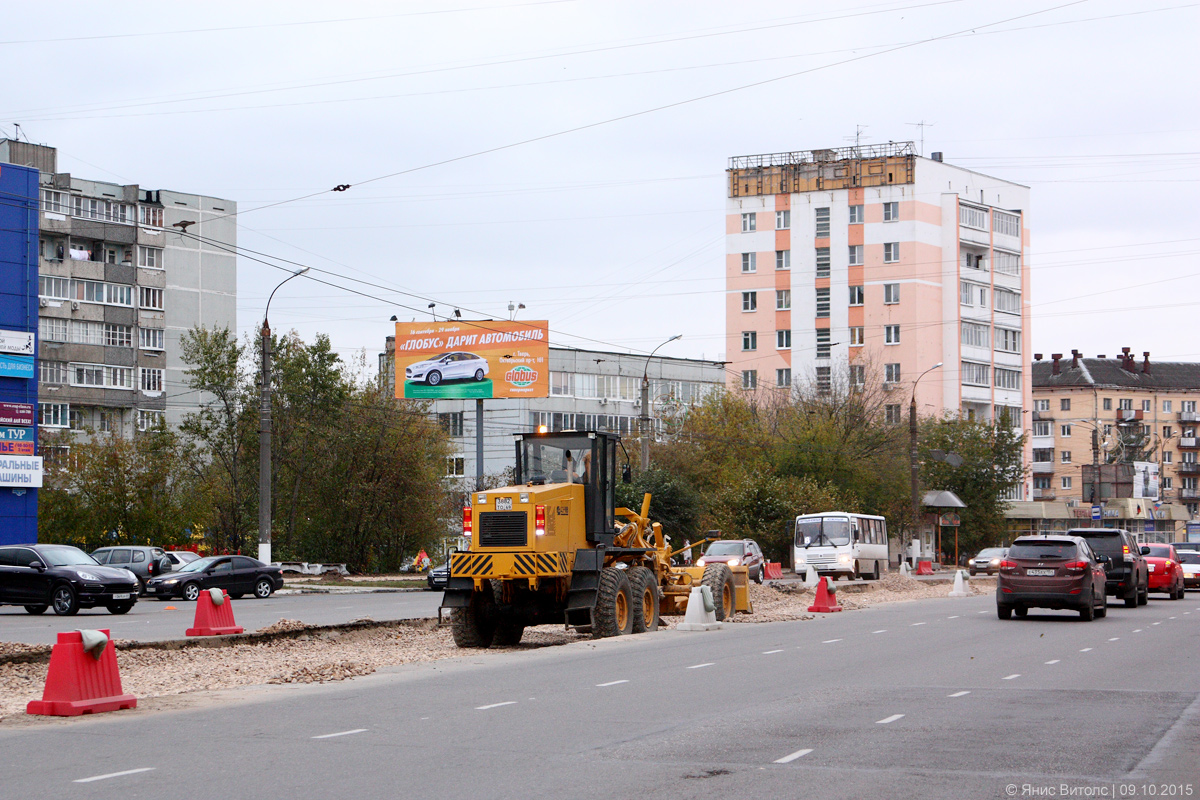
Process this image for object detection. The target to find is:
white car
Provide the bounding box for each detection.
[405,352,489,386]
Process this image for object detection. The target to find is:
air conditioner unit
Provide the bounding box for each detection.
[70,301,80,311]
[39,297,49,308]
[599,398,607,405]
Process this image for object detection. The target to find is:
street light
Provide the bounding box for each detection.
[909,361,943,562]
[259,266,309,565]
[641,335,682,470]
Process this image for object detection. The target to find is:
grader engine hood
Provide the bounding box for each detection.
[471,484,582,548]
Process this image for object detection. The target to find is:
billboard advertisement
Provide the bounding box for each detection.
[394,320,549,400]
[1132,461,1159,501]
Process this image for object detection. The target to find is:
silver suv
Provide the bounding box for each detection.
[91,546,173,594]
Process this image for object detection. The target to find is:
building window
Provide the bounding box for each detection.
[1060,424,1072,437]
[885,404,902,424]
[1164,426,1174,439]
[1061,398,1071,411]
[849,326,864,346]
[1102,397,1112,410]
[883,201,899,222]
[137,409,166,432]
[741,252,756,273]
[1061,476,1073,490]
[850,365,865,387]
[885,363,901,384]
[39,276,70,299]
[1033,475,1051,490]
[815,247,830,278]
[883,242,899,263]
[959,204,988,230]
[438,412,465,436]
[104,324,133,348]
[742,331,757,351]
[138,246,163,269]
[741,291,757,312]
[848,245,863,266]
[139,287,164,310]
[1034,399,1050,412]
[848,285,864,306]
[961,322,989,348]
[775,250,790,270]
[73,279,133,307]
[815,288,830,318]
[1141,399,1152,412]
[741,213,756,232]
[884,325,900,345]
[816,366,832,394]
[139,206,164,227]
[962,361,990,387]
[39,360,68,384]
[775,210,790,230]
[139,328,165,350]
[39,317,68,342]
[550,372,573,396]
[1033,421,1051,437]
[741,370,757,390]
[776,330,791,349]
[69,321,104,345]
[1118,398,1132,411]
[995,368,1021,390]
[140,368,164,393]
[446,456,466,477]
[994,289,1021,314]
[962,251,987,271]
[40,403,69,428]
[1061,450,1072,463]
[848,204,864,224]
[1033,448,1054,463]
[1162,477,1173,490]
[816,328,831,359]
[883,283,899,304]
[776,289,791,310]
[994,250,1020,276]
[1163,400,1173,412]
[777,368,791,387]
[996,328,1021,354]
[993,211,1020,237]
[1184,401,1197,413]
[1163,452,1172,464]
[960,281,974,306]
[814,207,830,238]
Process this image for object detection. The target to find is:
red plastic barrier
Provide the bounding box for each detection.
[186,589,244,636]
[764,562,783,580]
[807,577,843,613]
[915,560,934,575]
[27,630,137,716]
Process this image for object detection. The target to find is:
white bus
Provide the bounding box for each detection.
[793,512,889,581]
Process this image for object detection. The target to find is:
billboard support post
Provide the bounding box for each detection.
[475,398,484,491]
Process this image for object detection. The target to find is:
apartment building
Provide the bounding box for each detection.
[724,143,1032,490]
[1028,350,1200,520]
[0,140,237,445]
[379,341,725,482]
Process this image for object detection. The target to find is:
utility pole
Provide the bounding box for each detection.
[909,363,943,561]
[641,335,682,470]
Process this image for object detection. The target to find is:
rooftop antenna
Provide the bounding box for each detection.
[906,120,934,157]
[13,123,22,142]
[843,124,868,155]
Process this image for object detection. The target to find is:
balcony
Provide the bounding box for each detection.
[1032,488,1056,500]
[1032,410,1055,422]
[1179,411,1200,423]
[1178,437,1198,449]
[1177,462,1200,475]
[1031,462,1055,474]
[1178,488,1200,500]
[1117,409,1143,422]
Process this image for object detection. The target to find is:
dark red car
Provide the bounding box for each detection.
[1143,543,1186,600]
[697,539,765,584]
[997,535,1108,621]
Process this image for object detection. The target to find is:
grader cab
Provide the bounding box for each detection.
[440,430,752,647]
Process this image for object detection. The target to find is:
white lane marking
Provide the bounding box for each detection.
[1132,629,1142,633]
[1003,674,1021,680]
[312,728,367,740]
[596,680,629,687]
[1080,648,1093,652]
[1045,660,1060,665]
[977,610,988,614]
[1153,622,1162,626]
[420,717,429,720]
[774,748,813,764]
[74,768,155,783]
[911,622,926,626]
[822,639,842,644]
[1108,637,1120,642]
[475,701,517,710]
[762,649,784,655]
[687,663,714,670]
[948,615,960,619]
[876,714,905,724]
[1169,616,1176,620]
[948,691,971,697]
[872,629,887,634]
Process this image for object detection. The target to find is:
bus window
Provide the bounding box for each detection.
[796,518,822,546]
[823,517,850,546]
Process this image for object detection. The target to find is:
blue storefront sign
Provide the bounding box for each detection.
[0,354,34,379]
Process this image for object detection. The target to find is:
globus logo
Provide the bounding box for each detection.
[505,366,538,386]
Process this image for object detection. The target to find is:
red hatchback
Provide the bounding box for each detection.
[997,535,1108,621]
[1143,543,1186,600]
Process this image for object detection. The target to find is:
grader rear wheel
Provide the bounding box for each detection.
[593,567,634,639]
[451,590,496,648]
[627,566,660,633]
[701,564,735,621]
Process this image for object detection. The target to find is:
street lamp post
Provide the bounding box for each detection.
[259,267,309,565]
[641,335,682,471]
[909,362,943,562]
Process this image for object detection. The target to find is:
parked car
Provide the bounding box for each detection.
[405,352,489,386]
[144,555,283,601]
[0,544,140,616]
[996,535,1108,621]
[91,546,172,594]
[969,547,1008,576]
[697,539,766,584]
[427,561,450,590]
[1178,550,1200,591]
[164,550,201,567]
[1067,528,1148,608]
[1143,543,1186,600]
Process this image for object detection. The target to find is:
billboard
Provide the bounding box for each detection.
[1132,461,1159,501]
[0,402,34,427]
[394,320,549,400]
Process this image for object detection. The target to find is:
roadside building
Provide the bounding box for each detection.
[0,140,237,453]
[724,142,1031,496]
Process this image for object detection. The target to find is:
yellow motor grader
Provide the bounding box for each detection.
[440,430,752,647]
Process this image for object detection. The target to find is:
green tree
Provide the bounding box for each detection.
[616,465,703,545]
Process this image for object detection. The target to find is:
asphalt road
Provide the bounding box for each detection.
[2,591,1197,798]
[0,590,444,644]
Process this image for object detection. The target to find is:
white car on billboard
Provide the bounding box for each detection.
[405,352,489,386]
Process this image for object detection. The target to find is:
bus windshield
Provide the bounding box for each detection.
[796,517,851,547]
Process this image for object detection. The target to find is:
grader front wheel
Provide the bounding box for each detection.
[627,565,660,633]
[593,567,634,638]
[702,564,735,621]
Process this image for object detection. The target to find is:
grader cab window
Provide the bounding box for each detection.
[516,432,619,542]
[520,435,594,485]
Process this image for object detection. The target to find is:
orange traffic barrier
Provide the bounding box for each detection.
[186,588,244,636]
[915,560,934,575]
[764,562,783,580]
[27,629,137,716]
[807,577,842,613]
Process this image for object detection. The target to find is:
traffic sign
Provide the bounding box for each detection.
[1091,505,1102,521]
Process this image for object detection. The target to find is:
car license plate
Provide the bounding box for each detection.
[1026,569,1055,576]
[111,593,131,600]
[495,497,513,511]
[145,587,156,593]
[1147,564,1155,572]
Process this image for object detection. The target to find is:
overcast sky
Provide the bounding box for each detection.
[4,0,1197,370]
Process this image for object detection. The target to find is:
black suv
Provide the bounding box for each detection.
[0,544,141,615]
[1067,528,1148,608]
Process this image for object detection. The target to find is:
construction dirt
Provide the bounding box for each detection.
[0,573,991,723]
